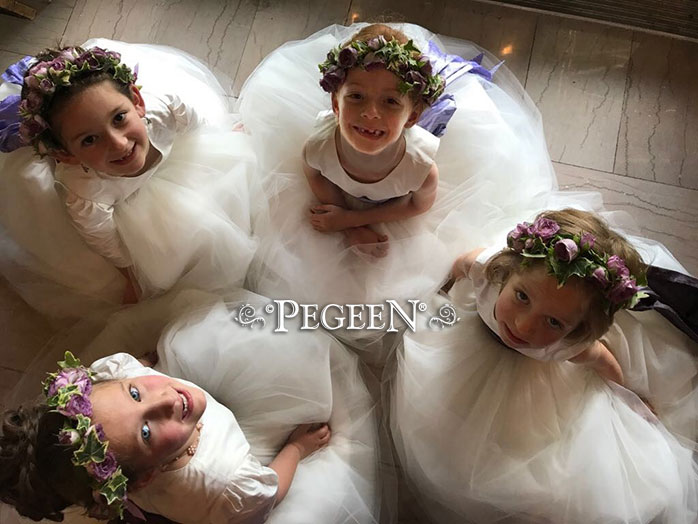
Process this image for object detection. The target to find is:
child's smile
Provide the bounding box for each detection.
[332,67,419,155]
[51,81,154,177]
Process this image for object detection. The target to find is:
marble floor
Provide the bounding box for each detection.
[1,1,697,522]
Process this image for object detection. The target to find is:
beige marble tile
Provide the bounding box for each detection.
[526,16,632,173]
[0,278,55,373]
[554,162,698,276]
[615,33,698,190]
[62,0,258,94]
[0,366,23,412]
[0,0,76,56]
[349,0,537,84]
[232,0,352,95]
[0,49,26,73]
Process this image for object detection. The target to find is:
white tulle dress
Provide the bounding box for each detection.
[390,242,698,524]
[0,39,259,320]
[238,23,557,358]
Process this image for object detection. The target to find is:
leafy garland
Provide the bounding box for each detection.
[318,35,445,105]
[42,352,131,520]
[507,217,648,313]
[18,47,137,155]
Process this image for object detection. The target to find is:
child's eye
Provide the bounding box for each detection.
[386,98,400,105]
[347,93,362,100]
[129,385,141,402]
[515,290,529,303]
[547,317,563,330]
[141,423,151,442]
[81,135,97,147]
[113,112,127,124]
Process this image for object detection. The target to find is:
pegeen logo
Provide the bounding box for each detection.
[231,300,460,333]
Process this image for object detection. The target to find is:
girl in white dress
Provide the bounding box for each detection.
[0,350,329,524]
[0,41,258,318]
[2,289,382,524]
[391,208,698,524]
[240,23,556,358]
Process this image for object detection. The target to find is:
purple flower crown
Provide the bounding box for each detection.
[19,46,137,155]
[42,352,139,520]
[507,217,648,313]
[318,36,445,106]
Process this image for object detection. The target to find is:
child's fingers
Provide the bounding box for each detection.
[377,233,388,242]
[311,205,331,214]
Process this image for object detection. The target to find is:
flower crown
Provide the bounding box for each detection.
[42,351,133,520]
[507,217,648,313]
[19,46,137,155]
[318,36,445,106]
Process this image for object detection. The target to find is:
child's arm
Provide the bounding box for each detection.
[303,152,347,208]
[310,163,439,232]
[269,423,330,505]
[442,248,486,293]
[569,340,624,385]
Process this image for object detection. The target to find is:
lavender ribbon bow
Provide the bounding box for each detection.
[1,56,33,152]
[417,41,502,137]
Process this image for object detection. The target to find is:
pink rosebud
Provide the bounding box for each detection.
[58,394,92,418]
[590,267,609,287]
[608,277,638,304]
[38,78,55,94]
[24,75,40,90]
[319,66,345,93]
[367,36,387,50]
[553,238,579,262]
[530,217,560,240]
[607,255,630,277]
[580,232,595,250]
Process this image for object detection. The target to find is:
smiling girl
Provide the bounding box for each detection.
[6,43,257,307]
[303,24,442,255]
[390,208,698,523]
[0,351,330,523]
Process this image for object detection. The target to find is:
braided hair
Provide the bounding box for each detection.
[0,403,93,521]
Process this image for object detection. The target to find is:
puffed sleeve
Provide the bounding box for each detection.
[208,455,278,524]
[56,184,132,268]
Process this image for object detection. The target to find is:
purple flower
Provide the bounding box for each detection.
[38,78,55,94]
[580,232,595,250]
[89,451,118,482]
[48,59,66,72]
[553,238,579,262]
[530,217,560,240]
[105,50,121,61]
[90,47,108,59]
[608,277,638,304]
[58,428,81,446]
[362,51,382,68]
[24,75,40,90]
[59,49,78,62]
[367,36,387,50]
[28,64,47,77]
[507,222,531,249]
[405,70,427,94]
[49,368,93,396]
[338,47,358,68]
[319,66,345,93]
[607,255,630,277]
[24,91,43,112]
[21,115,48,138]
[418,56,433,76]
[59,394,92,418]
[590,267,609,287]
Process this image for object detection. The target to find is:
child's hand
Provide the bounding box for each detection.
[344,226,389,258]
[286,423,331,459]
[309,204,350,232]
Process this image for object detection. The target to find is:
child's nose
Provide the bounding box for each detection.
[515,314,535,336]
[361,101,380,119]
[106,130,129,149]
[148,392,177,419]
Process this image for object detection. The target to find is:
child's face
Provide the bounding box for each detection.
[495,265,591,350]
[51,82,151,177]
[90,374,206,472]
[332,67,420,155]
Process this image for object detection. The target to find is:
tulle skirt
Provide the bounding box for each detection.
[389,271,698,524]
[238,23,557,360]
[0,39,256,320]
